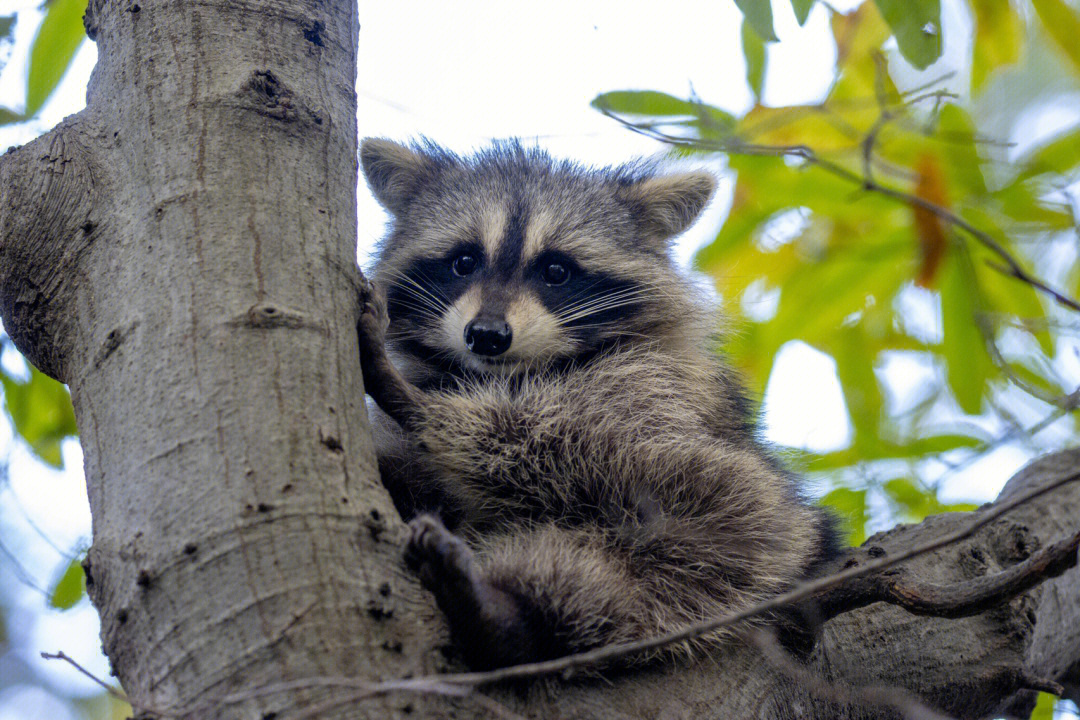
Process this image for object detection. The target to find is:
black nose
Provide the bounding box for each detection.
[464,318,512,357]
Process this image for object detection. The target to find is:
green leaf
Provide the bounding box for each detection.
[590,90,735,135]
[735,0,778,42]
[741,19,767,100]
[939,247,993,415]
[1016,126,1080,180]
[791,0,815,25]
[1031,0,1080,78]
[830,327,884,457]
[1,365,78,468]
[820,487,868,545]
[49,557,86,610]
[884,478,976,521]
[1028,691,1056,720]
[0,107,23,125]
[873,0,942,70]
[26,0,88,118]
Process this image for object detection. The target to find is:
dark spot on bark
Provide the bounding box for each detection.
[321,433,343,452]
[379,582,391,597]
[366,509,386,540]
[262,714,278,720]
[341,496,349,504]
[867,545,886,558]
[245,503,254,512]
[136,570,151,588]
[81,557,94,586]
[183,542,198,556]
[367,601,392,620]
[117,609,129,623]
[304,21,325,46]
[242,71,296,122]
[381,639,403,653]
[257,502,273,513]
[81,221,95,234]
[281,483,293,493]
[128,3,140,12]
[401,704,413,714]
[842,558,858,569]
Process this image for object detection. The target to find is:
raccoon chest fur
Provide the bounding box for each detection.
[358,138,837,670]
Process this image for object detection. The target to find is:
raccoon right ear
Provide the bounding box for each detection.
[360,138,437,216]
[617,171,717,246]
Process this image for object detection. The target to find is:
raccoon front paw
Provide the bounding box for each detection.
[357,277,390,360]
[357,279,426,429]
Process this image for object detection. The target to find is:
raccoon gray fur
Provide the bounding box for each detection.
[357,138,837,671]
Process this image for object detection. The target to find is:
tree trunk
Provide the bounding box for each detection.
[0,2,1076,718]
[0,1,444,717]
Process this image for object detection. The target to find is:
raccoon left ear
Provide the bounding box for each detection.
[360,138,438,216]
[618,171,716,245]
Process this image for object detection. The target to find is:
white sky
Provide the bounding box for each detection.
[0,0,1075,713]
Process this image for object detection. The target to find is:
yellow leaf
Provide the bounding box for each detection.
[1032,0,1080,78]
[970,0,1023,91]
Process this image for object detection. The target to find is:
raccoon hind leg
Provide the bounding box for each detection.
[406,515,543,669]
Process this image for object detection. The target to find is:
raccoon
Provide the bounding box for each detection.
[357,138,837,671]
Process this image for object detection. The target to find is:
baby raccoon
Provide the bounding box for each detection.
[357,138,836,670]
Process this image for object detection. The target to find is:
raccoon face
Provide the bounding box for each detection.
[361,139,715,377]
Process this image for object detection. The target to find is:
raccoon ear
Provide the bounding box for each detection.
[618,171,716,245]
[360,138,437,216]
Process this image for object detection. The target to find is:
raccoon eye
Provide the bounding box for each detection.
[541,262,570,286]
[451,253,479,277]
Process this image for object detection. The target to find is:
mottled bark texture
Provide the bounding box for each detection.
[0,1,1077,718]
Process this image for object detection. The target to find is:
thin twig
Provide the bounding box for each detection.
[40,651,142,709]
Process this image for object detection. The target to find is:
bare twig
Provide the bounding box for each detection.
[40,651,144,710]
[748,629,955,720]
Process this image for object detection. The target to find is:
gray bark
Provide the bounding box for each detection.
[0,1,1076,718]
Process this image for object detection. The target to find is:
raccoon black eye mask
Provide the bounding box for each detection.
[357,138,838,670]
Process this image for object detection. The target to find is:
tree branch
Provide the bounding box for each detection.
[809,528,1080,624]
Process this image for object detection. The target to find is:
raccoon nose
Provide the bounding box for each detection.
[464,318,513,357]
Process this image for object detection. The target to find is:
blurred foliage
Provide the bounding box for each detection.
[48,557,85,611]
[0,0,87,125]
[595,0,1080,602]
[0,348,78,469]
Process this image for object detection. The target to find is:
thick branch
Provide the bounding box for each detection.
[811,527,1080,622]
